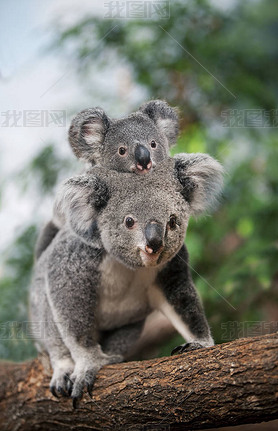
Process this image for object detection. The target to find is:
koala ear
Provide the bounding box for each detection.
[174,153,224,215]
[68,108,111,164]
[54,174,110,241]
[139,99,179,147]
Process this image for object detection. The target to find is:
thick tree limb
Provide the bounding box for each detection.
[0,333,278,431]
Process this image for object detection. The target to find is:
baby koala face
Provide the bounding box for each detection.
[68,100,179,173]
[102,114,168,175]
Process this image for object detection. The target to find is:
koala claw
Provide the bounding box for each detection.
[87,382,94,398]
[50,369,74,398]
[66,377,73,396]
[70,369,97,407]
[50,385,59,398]
[171,342,204,356]
[57,386,69,397]
[71,380,95,408]
[72,396,81,409]
[50,384,71,398]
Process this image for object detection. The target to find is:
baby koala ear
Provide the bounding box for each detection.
[54,174,110,241]
[139,99,179,147]
[68,108,111,164]
[174,153,224,216]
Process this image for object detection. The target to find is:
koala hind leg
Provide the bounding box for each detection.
[100,320,145,359]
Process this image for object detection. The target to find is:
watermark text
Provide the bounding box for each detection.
[0,110,67,127]
[104,1,170,19]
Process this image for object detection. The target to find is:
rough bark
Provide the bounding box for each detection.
[0,333,278,431]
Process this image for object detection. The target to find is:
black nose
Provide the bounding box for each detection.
[135,144,151,170]
[145,222,163,254]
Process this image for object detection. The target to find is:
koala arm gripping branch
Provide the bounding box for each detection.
[45,235,122,406]
[154,244,214,354]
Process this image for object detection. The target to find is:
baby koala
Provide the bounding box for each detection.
[35,100,179,259]
[30,152,223,407]
[69,99,179,172]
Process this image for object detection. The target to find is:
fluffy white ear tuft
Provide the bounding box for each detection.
[139,99,179,147]
[53,175,97,240]
[68,108,110,164]
[174,153,224,215]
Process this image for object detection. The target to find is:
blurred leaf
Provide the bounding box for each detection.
[17,144,73,194]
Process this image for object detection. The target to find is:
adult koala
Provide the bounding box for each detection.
[35,100,179,259]
[30,153,223,407]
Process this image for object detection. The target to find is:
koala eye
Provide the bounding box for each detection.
[118,146,127,156]
[125,216,135,229]
[168,215,177,230]
[150,140,157,149]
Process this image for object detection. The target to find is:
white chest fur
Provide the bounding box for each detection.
[97,255,158,330]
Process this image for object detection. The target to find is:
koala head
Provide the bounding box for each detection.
[58,153,223,269]
[68,100,179,174]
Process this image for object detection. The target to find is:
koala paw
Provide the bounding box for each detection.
[70,353,123,408]
[70,368,98,408]
[171,342,204,356]
[50,359,74,398]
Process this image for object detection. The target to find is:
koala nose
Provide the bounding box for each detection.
[135,144,151,170]
[145,222,164,254]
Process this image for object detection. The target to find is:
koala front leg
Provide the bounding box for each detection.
[43,303,75,398]
[153,244,214,355]
[46,237,122,406]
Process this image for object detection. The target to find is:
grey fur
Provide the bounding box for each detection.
[30,153,223,405]
[35,100,180,260]
[174,153,224,215]
[35,221,59,259]
[68,99,179,168]
[139,99,179,147]
[69,107,110,164]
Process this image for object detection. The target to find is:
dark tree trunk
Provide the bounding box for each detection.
[1,333,278,431]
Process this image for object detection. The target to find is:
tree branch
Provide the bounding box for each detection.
[1,333,278,431]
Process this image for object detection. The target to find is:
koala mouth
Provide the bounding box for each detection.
[130,161,153,174]
[139,246,163,266]
[136,161,152,174]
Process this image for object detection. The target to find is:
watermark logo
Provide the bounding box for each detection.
[221,321,278,341]
[104,1,170,19]
[0,321,67,340]
[221,109,278,128]
[0,110,67,128]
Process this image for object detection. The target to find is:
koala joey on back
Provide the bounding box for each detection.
[69,99,179,172]
[30,152,223,407]
[35,100,179,259]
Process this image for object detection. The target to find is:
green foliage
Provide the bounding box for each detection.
[0,225,38,361]
[55,0,278,119]
[0,144,74,360]
[17,144,74,194]
[173,128,278,344]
